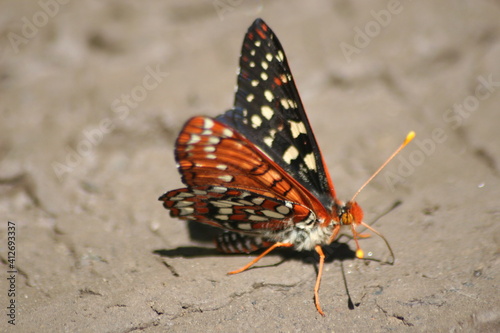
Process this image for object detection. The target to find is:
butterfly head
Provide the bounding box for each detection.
[339,200,395,262]
[339,201,364,226]
[337,201,367,259]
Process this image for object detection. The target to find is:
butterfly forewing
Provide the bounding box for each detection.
[216,19,336,210]
[162,112,329,236]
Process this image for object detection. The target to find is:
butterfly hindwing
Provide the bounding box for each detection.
[160,186,315,237]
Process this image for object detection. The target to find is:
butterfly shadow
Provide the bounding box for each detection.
[153,237,362,310]
[153,221,364,310]
[154,221,359,263]
[154,216,400,311]
[153,239,357,263]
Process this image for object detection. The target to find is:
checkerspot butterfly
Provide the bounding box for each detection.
[159,18,414,315]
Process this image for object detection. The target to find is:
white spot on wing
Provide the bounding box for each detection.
[248,215,268,222]
[260,72,268,81]
[203,118,214,129]
[251,114,262,128]
[211,186,228,193]
[237,223,252,230]
[263,136,273,147]
[208,136,220,144]
[276,50,284,62]
[280,98,290,110]
[222,128,233,137]
[262,129,276,147]
[276,205,291,215]
[211,201,232,208]
[288,120,307,139]
[304,152,317,171]
[264,90,274,102]
[283,145,299,164]
[187,134,201,144]
[252,197,265,205]
[261,105,274,120]
[261,210,285,219]
[179,207,194,216]
[218,200,245,206]
[218,208,233,215]
[174,201,194,208]
[173,192,195,199]
[246,94,255,102]
[201,129,213,135]
[218,175,234,182]
[238,191,251,199]
[192,189,207,195]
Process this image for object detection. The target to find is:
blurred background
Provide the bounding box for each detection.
[1,1,499,331]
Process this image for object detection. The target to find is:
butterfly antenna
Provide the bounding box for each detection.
[350,131,415,203]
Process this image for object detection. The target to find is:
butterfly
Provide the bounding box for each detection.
[159,18,414,316]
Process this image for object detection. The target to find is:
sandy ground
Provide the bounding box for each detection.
[1,0,499,332]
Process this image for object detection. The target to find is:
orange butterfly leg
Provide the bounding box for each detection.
[314,245,326,316]
[228,242,293,275]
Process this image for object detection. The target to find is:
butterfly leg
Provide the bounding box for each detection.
[313,245,326,316]
[355,232,371,239]
[227,242,293,275]
[350,225,366,259]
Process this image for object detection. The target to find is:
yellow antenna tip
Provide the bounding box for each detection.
[356,249,364,259]
[404,131,416,144]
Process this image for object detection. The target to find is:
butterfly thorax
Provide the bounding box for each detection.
[263,216,334,251]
